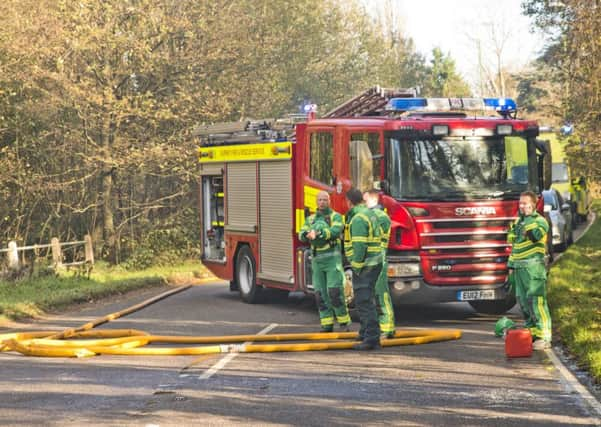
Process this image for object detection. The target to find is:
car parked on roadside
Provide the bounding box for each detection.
[542,188,574,252]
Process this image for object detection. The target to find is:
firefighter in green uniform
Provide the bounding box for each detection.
[344,188,383,350]
[364,188,395,338]
[507,191,552,350]
[299,191,351,332]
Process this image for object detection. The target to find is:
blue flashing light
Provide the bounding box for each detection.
[483,98,517,113]
[385,97,518,117]
[386,98,428,111]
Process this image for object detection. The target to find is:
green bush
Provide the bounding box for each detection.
[123,227,200,270]
[548,199,601,382]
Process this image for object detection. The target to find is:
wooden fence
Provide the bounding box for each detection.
[0,235,94,277]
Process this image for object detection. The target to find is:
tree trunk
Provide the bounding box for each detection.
[100,112,117,263]
[102,168,117,263]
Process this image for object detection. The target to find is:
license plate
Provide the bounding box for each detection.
[457,289,496,301]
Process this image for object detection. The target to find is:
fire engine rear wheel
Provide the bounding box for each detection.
[468,296,516,315]
[236,245,260,304]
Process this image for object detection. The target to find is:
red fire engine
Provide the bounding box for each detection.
[195,87,551,314]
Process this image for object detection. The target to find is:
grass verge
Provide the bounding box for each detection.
[0,260,213,322]
[548,199,601,383]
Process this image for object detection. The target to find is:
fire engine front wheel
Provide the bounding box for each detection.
[236,245,260,304]
[468,296,516,315]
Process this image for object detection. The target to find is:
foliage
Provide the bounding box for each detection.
[0,0,470,264]
[547,199,601,382]
[521,0,601,182]
[421,48,471,97]
[514,59,561,123]
[124,227,200,269]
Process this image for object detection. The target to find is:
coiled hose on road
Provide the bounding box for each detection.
[0,285,462,358]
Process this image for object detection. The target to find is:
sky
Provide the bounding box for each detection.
[363,0,547,92]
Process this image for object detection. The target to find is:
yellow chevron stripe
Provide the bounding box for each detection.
[304,185,321,212]
[296,209,305,234]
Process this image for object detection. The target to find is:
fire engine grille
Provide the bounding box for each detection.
[431,219,510,229]
[436,270,506,278]
[431,256,509,265]
[417,217,514,286]
[432,233,508,243]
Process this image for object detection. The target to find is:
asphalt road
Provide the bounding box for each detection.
[1,279,600,426]
[0,217,598,426]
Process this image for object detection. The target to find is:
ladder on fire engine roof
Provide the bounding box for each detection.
[192,86,417,145]
[322,86,417,118]
[192,118,297,146]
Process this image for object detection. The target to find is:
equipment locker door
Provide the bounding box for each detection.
[258,160,294,284]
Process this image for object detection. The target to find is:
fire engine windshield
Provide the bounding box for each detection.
[385,134,537,201]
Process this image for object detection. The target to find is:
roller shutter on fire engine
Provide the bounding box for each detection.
[226,163,257,231]
[258,160,294,284]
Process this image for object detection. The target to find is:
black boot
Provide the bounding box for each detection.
[352,340,381,351]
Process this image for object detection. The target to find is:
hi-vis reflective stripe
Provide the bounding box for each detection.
[537,296,552,341]
[198,142,292,163]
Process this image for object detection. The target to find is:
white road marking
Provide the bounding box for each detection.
[198,323,278,380]
[545,347,601,419]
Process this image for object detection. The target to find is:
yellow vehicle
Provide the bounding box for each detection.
[540,127,590,224]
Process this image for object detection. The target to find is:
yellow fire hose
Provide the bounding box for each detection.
[0,286,462,358]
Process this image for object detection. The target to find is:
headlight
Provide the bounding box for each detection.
[388,263,421,277]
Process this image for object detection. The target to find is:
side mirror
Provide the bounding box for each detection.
[536,139,552,190]
[543,204,552,213]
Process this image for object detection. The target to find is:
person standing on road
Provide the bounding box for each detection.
[299,191,351,332]
[507,191,552,350]
[363,189,395,339]
[344,188,383,350]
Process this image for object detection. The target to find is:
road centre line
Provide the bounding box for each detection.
[198,323,278,380]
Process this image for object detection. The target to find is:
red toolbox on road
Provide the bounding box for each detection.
[505,328,533,358]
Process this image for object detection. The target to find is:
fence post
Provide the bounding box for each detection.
[7,241,19,271]
[84,234,94,265]
[51,237,62,270]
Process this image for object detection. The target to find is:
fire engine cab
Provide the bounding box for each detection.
[195,87,551,315]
